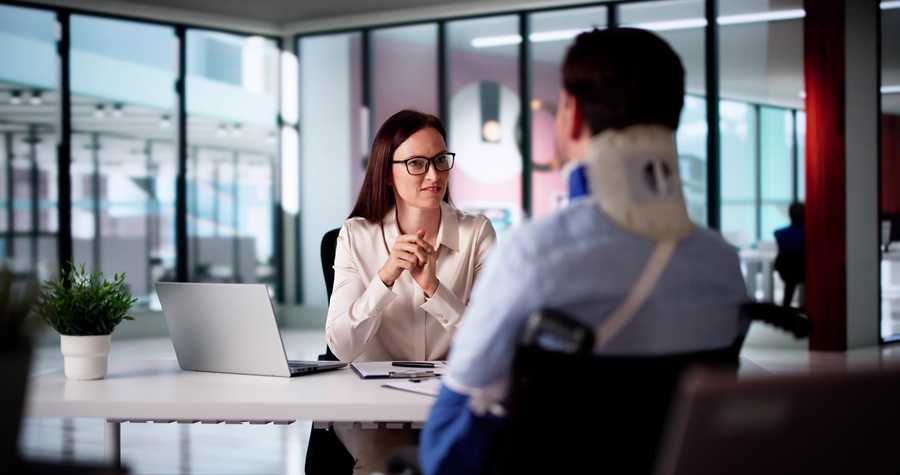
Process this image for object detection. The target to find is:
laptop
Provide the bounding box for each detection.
[655,366,900,475]
[157,282,346,377]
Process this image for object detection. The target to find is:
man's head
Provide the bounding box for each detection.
[554,28,686,163]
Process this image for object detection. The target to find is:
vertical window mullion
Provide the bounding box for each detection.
[57,11,73,276]
[705,0,721,230]
[755,105,762,243]
[175,26,188,282]
[519,12,532,218]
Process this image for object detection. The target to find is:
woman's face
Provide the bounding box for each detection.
[391,127,449,210]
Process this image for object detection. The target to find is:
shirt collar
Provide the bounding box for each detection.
[381,201,459,252]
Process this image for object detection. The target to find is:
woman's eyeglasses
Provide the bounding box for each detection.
[393,152,456,176]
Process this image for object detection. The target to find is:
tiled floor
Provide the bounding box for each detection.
[18,326,900,474]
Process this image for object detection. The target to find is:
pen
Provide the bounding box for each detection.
[387,370,435,379]
[392,361,436,368]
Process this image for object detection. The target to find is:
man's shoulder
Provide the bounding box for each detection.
[508,200,612,254]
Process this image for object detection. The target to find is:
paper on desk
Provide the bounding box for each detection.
[351,361,447,379]
[382,378,442,397]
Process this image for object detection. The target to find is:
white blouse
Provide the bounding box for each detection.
[325,202,496,362]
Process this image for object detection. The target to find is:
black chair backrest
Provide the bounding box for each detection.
[492,303,810,475]
[317,228,342,362]
[307,229,354,475]
[321,228,341,302]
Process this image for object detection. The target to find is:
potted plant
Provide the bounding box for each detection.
[0,267,40,469]
[35,264,137,380]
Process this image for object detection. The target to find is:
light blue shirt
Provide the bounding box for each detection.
[445,199,748,392]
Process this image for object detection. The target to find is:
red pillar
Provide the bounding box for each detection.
[804,0,847,351]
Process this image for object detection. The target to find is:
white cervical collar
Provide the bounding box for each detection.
[585,125,695,241]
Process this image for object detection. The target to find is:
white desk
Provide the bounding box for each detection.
[26,359,434,468]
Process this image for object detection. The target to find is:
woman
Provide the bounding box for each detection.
[325,110,496,473]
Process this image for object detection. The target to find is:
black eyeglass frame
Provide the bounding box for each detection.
[392,152,456,175]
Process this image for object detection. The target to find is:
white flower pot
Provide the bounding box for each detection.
[60,335,111,380]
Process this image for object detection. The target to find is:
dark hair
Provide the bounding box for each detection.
[349,110,450,222]
[789,202,804,225]
[562,28,685,135]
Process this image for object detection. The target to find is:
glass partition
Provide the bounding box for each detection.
[70,15,177,305]
[186,30,279,290]
[0,4,59,280]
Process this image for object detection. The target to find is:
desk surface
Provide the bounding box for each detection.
[26,359,435,423]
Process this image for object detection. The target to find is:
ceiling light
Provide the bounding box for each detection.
[94,104,106,118]
[482,120,502,143]
[717,9,805,25]
[10,90,22,105]
[160,115,171,128]
[630,18,708,32]
[472,8,806,47]
[29,90,42,106]
[530,99,543,111]
[471,34,521,48]
[112,103,123,118]
[882,1,900,10]
[883,85,900,94]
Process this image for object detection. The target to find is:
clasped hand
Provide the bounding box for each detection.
[378,230,439,296]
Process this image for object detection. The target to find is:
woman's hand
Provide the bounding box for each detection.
[378,230,435,288]
[410,230,439,297]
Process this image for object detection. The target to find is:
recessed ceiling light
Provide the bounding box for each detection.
[10,91,22,105]
[94,104,106,119]
[29,90,42,106]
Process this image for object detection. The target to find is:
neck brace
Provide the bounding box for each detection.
[585,125,695,241]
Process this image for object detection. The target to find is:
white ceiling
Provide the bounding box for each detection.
[108,0,485,24]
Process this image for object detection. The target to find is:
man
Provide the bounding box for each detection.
[774,202,805,307]
[419,28,748,475]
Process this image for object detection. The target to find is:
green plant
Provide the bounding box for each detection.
[35,263,137,336]
[0,267,40,337]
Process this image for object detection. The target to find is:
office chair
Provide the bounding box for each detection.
[386,303,810,475]
[305,228,355,475]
